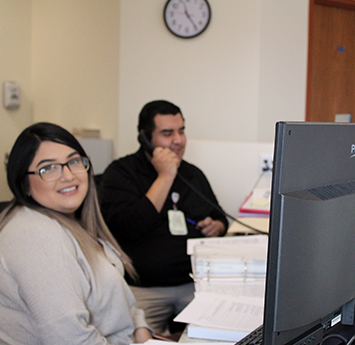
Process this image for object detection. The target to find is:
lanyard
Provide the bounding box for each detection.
[171,192,180,210]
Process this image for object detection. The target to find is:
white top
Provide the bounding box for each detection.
[0,207,148,345]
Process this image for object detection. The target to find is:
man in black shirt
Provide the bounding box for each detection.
[99,100,228,337]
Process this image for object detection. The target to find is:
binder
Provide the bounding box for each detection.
[192,245,266,281]
[189,236,268,282]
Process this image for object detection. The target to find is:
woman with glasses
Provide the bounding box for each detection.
[0,122,152,345]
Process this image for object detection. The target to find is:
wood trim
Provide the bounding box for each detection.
[314,0,355,10]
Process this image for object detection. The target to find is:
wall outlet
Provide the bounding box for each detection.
[260,154,273,174]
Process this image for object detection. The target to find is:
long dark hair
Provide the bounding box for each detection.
[1,122,137,279]
[7,122,87,208]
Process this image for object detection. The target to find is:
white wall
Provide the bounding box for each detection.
[0,0,32,200]
[258,1,309,141]
[117,0,309,156]
[184,140,274,218]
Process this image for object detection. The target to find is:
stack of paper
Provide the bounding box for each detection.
[174,291,264,342]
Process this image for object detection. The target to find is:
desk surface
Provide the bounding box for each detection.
[227,217,269,235]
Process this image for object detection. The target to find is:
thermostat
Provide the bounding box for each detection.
[3,81,21,110]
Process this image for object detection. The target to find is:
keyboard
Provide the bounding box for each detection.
[235,324,263,345]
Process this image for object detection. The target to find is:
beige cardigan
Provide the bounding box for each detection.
[0,206,148,345]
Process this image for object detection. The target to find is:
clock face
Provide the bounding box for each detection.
[164,0,211,39]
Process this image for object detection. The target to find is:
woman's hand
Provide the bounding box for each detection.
[134,327,153,343]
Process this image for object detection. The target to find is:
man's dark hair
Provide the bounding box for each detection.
[137,100,183,140]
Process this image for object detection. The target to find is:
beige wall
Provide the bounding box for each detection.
[31,0,120,140]
[0,0,309,202]
[0,0,32,200]
[0,0,120,200]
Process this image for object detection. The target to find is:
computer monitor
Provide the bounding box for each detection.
[263,121,355,345]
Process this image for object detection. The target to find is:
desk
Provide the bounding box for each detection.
[227,217,269,235]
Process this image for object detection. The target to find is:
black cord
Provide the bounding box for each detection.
[177,172,269,236]
[251,170,266,191]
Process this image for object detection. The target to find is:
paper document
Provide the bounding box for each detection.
[187,324,248,342]
[174,291,263,333]
[239,188,270,215]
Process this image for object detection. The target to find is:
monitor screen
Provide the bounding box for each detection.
[263,121,355,345]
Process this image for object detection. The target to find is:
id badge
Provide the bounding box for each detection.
[168,209,188,236]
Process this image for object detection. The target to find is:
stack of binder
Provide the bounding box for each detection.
[188,235,268,284]
[192,244,266,281]
[176,236,268,342]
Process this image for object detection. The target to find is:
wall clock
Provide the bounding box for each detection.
[163,0,211,39]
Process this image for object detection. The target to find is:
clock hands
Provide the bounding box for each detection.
[181,0,198,31]
[164,0,210,38]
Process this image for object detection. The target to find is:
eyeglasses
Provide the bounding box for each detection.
[27,156,90,182]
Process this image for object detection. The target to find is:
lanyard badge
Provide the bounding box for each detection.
[168,192,188,235]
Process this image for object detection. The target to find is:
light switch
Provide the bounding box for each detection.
[3,81,21,110]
